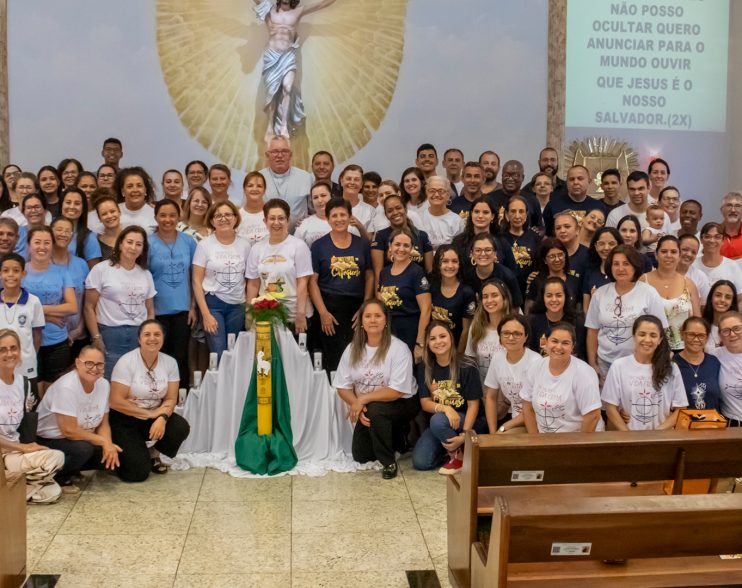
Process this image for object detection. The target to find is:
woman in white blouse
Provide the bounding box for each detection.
[36,345,120,494]
[109,320,190,481]
[521,322,603,434]
[335,299,419,480]
[246,199,313,334]
[602,315,687,431]
[192,200,251,358]
[84,226,156,380]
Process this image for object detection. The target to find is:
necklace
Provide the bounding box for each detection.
[269,169,293,200]
[1,291,20,324]
[681,353,703,378]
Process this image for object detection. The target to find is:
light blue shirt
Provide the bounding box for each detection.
[148,232,197,315]
[23,264,74,345]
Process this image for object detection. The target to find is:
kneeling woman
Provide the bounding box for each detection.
[335,300,419,480]
[602,315,687,430]
[109,320,190,482]
[36,345,120,493]
[521,322,603,433]
[412,321,485,474]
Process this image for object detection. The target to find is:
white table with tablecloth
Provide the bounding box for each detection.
[169,325,366,477]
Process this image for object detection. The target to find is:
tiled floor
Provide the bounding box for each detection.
[26,455,451,587]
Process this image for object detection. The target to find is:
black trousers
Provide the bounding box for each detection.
[109,409,190,483]
[37,437,105,482]
[391,314,420,353]
[157,311,191,389]
[318,294,363,373]
[352,395,420,467]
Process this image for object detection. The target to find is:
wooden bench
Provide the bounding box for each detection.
[471,493,742,587]
[447,429,742,587]
[0,459,26,588]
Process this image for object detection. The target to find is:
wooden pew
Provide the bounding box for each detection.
[470,493,742,587]
[447,428,742,587]
[0,459,26,588]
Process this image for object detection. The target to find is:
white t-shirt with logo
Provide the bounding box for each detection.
[246,235,314,320]
[333,337,416,398]
[85,262,157,326]
[192,234,251,305]
[111,350,179,410]
[413,209,464,250]
[238,209,268,245]
[0,290,45,378]
[484,348,542,419]
[601,355,687,430]
[36,371,110,439]
[0,374,25,443]
[520,357,604,433]
[714,347,742,420]
[465,327,503,383]
[585,281,668,365]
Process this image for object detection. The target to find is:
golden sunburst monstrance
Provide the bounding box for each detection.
[564,137,639,200]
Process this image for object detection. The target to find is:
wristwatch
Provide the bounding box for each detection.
[158,414,170,422]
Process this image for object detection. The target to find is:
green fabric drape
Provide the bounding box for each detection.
[234,332,297,475]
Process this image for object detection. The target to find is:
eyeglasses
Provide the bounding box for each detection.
[81,360,105,371]
[53,228,73,236]
[268,149,291,156]
[213,213,235,221]
[683,332,708,341]
[473,247,494,255]
[62,170,77,177]
[427,188,448,196]
[500,331,524,339]
[724,203,742,210]
[546,252,565,261]
[24,205,43,212]
[720,325,742,337]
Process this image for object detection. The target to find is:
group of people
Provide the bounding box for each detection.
[2,136,742,492]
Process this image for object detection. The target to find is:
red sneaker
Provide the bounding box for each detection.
[438,457,463,475]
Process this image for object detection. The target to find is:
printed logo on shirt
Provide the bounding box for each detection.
[420,276,430,290]
[261,274,286,295]
[120,289,147,320]
[357,362,386,394]
[632,386,661,425]
[262,254,288,265]
[215,259,243,289]
[690,383,707,409]
[511,243,532,269]
[378,286,403,309]
[17,313,27,327]
[410,246,423,263]
[431,378,464,408]
[330,256,360,279]
[163,261,185,288]
[432,305,454,330]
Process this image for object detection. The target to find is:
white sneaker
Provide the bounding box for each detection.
[28,481,62,504]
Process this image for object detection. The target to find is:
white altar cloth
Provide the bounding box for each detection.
[170,325,367,477]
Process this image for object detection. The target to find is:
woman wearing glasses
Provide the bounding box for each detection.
[713,312,742,426]
[36,345,120,494]
[192,201,251,358]
[673,317,721,410]
[412,176,464,251]
[462,233,522,309]
[524,237,579,313]
[109,320,189,481]
[694,223,742,303]
[586,244,667,386]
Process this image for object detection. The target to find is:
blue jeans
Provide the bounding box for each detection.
[205,294,245,358]
[99,324,139,380]
[412,411,486,471]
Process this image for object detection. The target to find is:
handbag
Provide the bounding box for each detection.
[16,376,38,444]
[664,409,728,495]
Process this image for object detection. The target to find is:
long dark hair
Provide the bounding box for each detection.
[110,225,149,269]
[60,188,92,258]
[430,244,461,287]
[587,226,621,268]
[37,165,63,202]
[530,276,578,321]
[422,321,476,392]
[702,280,739,325]
[0,175,10,212]
[459,197,497,245]
[616,214,643,249]
[502,194,531,234]
[536,237,570,274]
[633,315,672,390]
[399,167,426,205]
